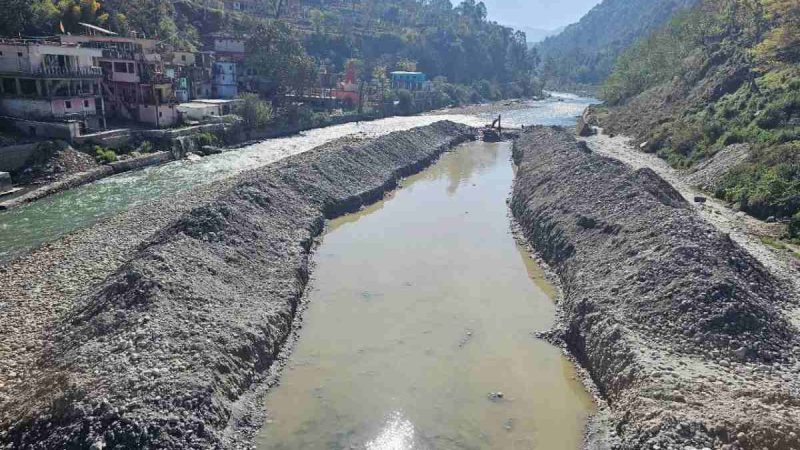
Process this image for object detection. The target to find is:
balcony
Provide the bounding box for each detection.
[0,66,104,79]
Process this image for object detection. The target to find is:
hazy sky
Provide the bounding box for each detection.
[480,0,602,30]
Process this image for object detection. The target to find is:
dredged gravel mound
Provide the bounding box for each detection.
[0,121,475,449]
[511,127,800,449]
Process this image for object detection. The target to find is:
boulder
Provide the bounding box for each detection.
[576,117,595,137]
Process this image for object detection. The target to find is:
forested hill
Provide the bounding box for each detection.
[595,0,800,238]
[537,0,698,86]
[0,0,541,103]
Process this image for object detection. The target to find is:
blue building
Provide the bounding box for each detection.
[212,61,238,99]
[390,71,427,91]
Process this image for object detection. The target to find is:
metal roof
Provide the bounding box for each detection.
[78,22,117,36]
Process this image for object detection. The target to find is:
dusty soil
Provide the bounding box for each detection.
[0,121,475,449]
[512,127,800,450]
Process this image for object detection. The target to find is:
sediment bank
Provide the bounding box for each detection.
[511,127,800,449]
[0,121,475,448]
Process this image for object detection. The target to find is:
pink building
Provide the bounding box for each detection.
[62,26,178,128]
[0,37,105,139]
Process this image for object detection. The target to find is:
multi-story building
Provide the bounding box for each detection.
[61,26,178,128]
[212,61,238,99]
[0,38,105,139]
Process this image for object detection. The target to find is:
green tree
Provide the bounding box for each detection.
[754,0,800,65]
[246,22,318,98]
[236,93,273,130]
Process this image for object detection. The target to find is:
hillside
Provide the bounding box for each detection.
[0,0,541,106]
[594,0,800,238]
[537,0,698,86]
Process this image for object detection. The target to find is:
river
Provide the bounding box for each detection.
[0,93,593,262]
[256,140,595,449]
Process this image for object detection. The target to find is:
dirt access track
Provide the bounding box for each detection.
[0,121,475,449]
[512,126,800,450]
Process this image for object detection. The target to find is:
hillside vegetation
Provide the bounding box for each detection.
[598,0,800,237]
[0,0,541,107]
[537,0,698,87]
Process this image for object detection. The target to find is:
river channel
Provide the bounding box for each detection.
[0,93,593,262]
[256,140,595,450]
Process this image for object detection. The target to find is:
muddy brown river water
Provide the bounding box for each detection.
[256,141,595,449]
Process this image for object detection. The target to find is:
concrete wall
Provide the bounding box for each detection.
[213,39,245,54]
[8,119,79,141]
[0,98,52,119]
[75,129,134,148]
[211,85,238,99]
[1,96,96,119]
[138,104,179,127]
[105,59,139,83]
[0,171,11,190]
[171,52,196,66]
[0,43,102,73]
[177,103,222,121]
[0,142,39,172]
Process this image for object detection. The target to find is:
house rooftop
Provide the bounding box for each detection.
[79,22,117,36]
[192,99,241,105]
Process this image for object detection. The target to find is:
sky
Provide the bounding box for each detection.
[480,0,602,31]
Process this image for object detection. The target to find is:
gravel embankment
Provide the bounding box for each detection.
[511,127,800,450]
[0,121,475,449]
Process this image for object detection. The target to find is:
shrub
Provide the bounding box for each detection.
[236,93,273,130]
[94,146,117,164]
[195,132,217,147]
[790,212,800,238]
[396,89,415,115]
[138,140,154,154]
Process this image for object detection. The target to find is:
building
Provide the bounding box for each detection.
[0,38,106,139]
[333,61,361,107]
[177,99,240,121]
[211,36,246,60]
[61,25,178,128]
[390,71,427,91]
[212,61,238,99]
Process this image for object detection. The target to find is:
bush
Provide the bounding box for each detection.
[790,212,800,238]
[236,93,273,130]
[195,132,217,147]
[94,146,117,164]
[138,140,154,154]
[396,89,415,115]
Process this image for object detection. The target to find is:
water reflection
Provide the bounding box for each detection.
[366,412,418,450]
[257,141,594,450]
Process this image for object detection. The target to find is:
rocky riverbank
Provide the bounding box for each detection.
[0,121,475,449]
[511,127,800,449]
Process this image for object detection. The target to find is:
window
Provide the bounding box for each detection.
[84,100,90,108]
[65,100,72,109]
[0,51,4,56]
[128,63,134,73]
[181,55,186,61]
[113,62,127,73]
[159,111,163,117]
[17,52,22,57]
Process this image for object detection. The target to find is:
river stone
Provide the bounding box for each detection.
[0,121,476,449]
[511,126,799,449]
